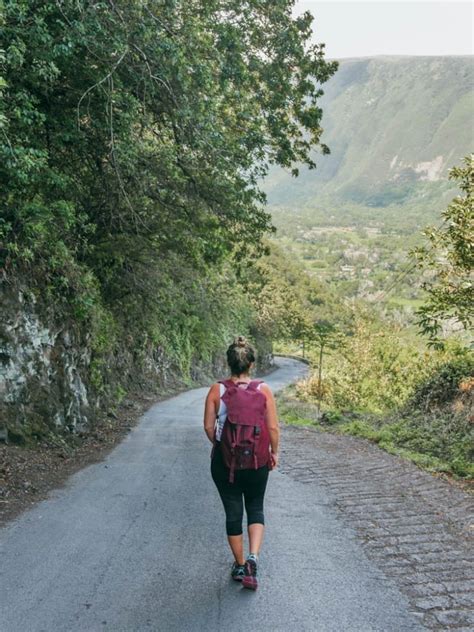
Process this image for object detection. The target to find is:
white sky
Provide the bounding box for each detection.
[294,1,473,58]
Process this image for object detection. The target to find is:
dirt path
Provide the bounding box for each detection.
[279,423,474,631]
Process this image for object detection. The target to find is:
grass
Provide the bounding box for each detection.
[387,297,424,309]
[276,389,474,480]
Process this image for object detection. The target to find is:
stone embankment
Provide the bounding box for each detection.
[279,423,474,631]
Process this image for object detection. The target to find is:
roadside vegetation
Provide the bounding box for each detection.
[277,340,473,479]
[275,156,473,479]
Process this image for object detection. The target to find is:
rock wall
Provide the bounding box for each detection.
[1,284,92,440]
[0,282,274,443]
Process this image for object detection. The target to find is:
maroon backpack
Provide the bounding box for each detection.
[214,378,271,483]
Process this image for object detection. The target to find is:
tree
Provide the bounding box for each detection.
[412,154,474,348]
[1,1,339,289]
[238,239,338,346]
[310,320,341,415]
[0,0,338,378]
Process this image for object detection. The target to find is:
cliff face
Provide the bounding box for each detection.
[0,281,274,442]
[1,284,93,440]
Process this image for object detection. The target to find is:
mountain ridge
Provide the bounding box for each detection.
[263,55,473,213]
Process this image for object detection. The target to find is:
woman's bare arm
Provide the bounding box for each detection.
[203,383,220,443]
[260,383,280,466]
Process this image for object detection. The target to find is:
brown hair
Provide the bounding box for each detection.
[226,336,256,376]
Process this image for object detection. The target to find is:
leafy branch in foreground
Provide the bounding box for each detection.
[412,154,474,348]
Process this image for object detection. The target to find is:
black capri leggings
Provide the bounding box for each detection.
[211,442,270,536]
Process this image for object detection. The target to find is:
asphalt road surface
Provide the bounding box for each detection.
[1,357,424,631]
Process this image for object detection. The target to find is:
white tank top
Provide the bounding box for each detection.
[215,381,264,441]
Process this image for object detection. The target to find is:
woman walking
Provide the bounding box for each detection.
[203,336,280,590]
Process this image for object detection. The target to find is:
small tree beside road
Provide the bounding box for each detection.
[413,154,474,348]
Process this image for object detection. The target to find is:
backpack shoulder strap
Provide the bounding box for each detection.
[218,379,237,389]
[247,379,264,391]
[219,379,240,399]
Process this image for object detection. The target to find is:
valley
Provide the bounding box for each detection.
[264,55,474,326]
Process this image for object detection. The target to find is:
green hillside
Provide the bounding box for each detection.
[262,56,473,312]
[264,55,473,215]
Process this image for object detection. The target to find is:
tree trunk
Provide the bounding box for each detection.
[317,343,324,417]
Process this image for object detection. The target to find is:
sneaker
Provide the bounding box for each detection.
[231,561,245,581]
[242,557,258,590]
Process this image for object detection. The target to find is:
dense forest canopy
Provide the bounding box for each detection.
[0,1,338,430]
[1,0,338,297]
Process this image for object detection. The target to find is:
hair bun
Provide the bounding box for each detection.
[227,337,256,374]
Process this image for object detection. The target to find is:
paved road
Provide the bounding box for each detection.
[1,357,423,631]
